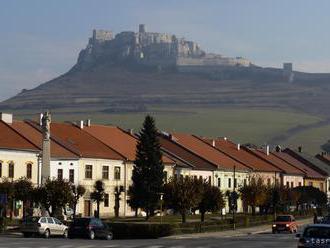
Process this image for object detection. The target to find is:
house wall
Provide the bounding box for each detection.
[0,149,39,185]
[304,178,326,192]
[50,160,79,184]
[77,158,130,218]
[282,175,304,188]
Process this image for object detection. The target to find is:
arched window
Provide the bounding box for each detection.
[8,162,14,178]
[26,163,32,179]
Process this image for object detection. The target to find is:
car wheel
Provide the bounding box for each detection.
[63,229,68,239]
[89,230,95,240]
[105,232,113,240]
[44,229,50,239]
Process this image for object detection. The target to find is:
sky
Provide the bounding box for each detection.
[0,0,330,101]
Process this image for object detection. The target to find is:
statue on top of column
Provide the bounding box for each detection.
[41,111,51,140]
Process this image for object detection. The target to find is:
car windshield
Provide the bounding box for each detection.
[72,218,90,226]
[276,216,291,222]
[304,227,330,238]
[23,217,40,224]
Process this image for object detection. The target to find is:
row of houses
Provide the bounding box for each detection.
[1,112,330,217]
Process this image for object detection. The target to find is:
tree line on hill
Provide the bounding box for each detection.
[0,115,327,223]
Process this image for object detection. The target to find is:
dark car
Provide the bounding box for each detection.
[297,224,330,248]
[272,215,298,234]
[68,217,113,240]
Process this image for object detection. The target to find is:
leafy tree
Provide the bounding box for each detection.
[0,180,14,218]
[71,184,86,218]
[90,180,105,218]
[130,115,164,219]
[127,186,142,217]
[34,178,73,218]
[198,181,225,222]
[114,186,124,218]
[13,178,34,218]
[239,177,267,215]
[164,176,202,223]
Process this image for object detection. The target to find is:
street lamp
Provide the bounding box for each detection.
[160,193,164,224]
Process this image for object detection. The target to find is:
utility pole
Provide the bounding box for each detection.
[273,171,277,222]
[233,165,236,230]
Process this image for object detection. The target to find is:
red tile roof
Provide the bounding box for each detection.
[202,138,281,173]
[170,133,250,171]
[11,121,79,159]
[159,134,216,171]
[0,121,39,152]
[84,125,174,164]
[50,123,125,160]
[247,149,305,175]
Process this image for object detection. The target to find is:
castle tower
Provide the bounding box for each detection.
[41,111,51,183]
[139,24,146,33]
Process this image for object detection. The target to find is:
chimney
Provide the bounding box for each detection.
[298,146,302,153]
[80,120,84,129]
[0,113,13,125]
[237,143,240,151]
[212,140,215,147]
[86,119,91,127]
[39,113,44,126]
[266,145,270,156]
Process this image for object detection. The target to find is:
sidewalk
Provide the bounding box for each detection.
[166,218,312,239]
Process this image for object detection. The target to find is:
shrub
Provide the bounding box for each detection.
[106,222,173,239]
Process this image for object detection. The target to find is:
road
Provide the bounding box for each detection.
[0,232,299,248]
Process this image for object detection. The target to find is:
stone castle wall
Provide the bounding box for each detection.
[77,25,252,70]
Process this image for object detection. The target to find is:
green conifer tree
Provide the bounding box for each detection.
[129,115,164,219]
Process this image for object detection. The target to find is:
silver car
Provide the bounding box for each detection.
[21,216,68,238]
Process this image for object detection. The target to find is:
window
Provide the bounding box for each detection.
[40,217,47,223]
[104,194,109,207]
[8,162,14,178]
[0,162,2,177]
[291,182,294,188]
[267,178,271,186]
[243,179,247,186]
[54,218,62,225]
[69,169,74,183]
[26,163,32,179]
[286,181,289,188]
[114,166,121,180]
[47,217,54,224]
[309,182,313,187]
[234,178,237,188]
[299,182,302,187]
[228,178,231,188]
[102,166,109,180]
[320,183,324,191]
[85,165,93,179]
[209,176,212,184]
[194,175,197,180]
[217,178,221,188]
[57,169,63,180]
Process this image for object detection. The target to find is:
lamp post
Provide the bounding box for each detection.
[160,193,164,224]
[233,165,236,230]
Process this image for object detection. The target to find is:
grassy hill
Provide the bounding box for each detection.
[1,65,330,154]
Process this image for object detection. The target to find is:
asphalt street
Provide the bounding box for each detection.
[0,232,299,248]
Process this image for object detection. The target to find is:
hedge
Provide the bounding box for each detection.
[106,222,174,239]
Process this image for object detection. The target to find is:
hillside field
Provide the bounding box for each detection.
[10,106,328,154]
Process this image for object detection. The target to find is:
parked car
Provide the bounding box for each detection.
[20,216,68,238]
[296,224,330,248]
[272,215,298,233]
[68,217,113,240]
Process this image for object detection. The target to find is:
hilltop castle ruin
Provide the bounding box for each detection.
[76,24,252,71]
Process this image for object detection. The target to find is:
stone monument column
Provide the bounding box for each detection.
[41,111,51,183]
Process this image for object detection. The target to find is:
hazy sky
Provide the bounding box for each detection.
[1,0,330,101]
